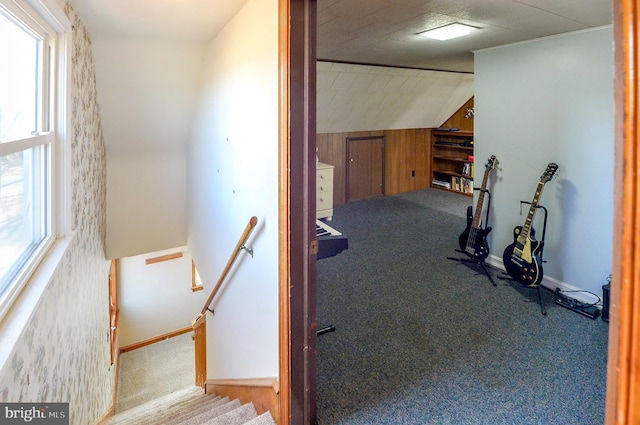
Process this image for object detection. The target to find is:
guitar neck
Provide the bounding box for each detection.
[519,181,546,242]
[470,168,491,228]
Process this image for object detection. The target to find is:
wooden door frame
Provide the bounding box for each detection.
[345,135,386,202]
[280,0,317,425]
[280,1,640,424]
[606,1,640,423]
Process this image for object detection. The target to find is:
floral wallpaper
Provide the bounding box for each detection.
[0,3,114,424]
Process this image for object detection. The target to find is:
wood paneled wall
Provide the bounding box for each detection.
[384,128,431,195]
[318,97,473,207]
[317,128,432,206]
[440,97,474,132]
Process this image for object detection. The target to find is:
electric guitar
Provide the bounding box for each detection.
[458,155,498,261]
[502,163,558,286]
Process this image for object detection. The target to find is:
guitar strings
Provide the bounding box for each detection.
[466,227,477,252]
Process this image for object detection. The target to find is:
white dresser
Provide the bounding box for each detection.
[317,162,334,220]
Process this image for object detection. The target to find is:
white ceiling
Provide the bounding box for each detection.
[68,0,612,72]
[67,0,250,41]
[317,0,613,72]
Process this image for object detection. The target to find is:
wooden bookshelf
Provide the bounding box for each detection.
[431,130,474,196]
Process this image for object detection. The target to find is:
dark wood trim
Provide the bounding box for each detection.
[316,59,474,75]
[119,327,192,353]
[287,0,317,424]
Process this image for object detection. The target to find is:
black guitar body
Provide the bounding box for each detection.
[457,206,473,251]
[502,226,544,286]
[458,206,492,261]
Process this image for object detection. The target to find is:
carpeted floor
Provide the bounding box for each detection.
[114,190,609,424]
[316,188,609,425]
[116,332,195,413]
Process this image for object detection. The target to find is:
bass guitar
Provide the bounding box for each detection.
[502,163,558,286]
[458,155,498,261]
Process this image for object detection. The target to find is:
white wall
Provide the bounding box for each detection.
[118,247,207,346]
[317,61,474,133]
[187,0,279,380]
[92,38,206,259]
[475,27,614,303]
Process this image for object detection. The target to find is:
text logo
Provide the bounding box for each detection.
[0,403,68,424]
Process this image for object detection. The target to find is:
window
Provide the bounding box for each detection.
[0,0,69,319]
[192,261,203,292]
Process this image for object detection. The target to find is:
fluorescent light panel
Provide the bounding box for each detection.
[420,23,477,41]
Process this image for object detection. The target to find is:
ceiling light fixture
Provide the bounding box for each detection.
[420,23,477,41]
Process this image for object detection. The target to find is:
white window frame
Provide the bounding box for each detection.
[0,0,72,321]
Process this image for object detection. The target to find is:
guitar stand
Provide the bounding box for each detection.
[447,188,497,286]
[448,250,497,285]
[498,202,549,315]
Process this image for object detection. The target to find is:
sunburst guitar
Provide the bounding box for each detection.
[458,155,498,261]
[502,163,558,286]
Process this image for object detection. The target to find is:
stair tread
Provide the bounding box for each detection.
[163,395,232,421]
[108,386,205,424]
[109,389,276,425]
[202,402,258,425]
[161,398,242,425]
[243,412,278,425]
[134,397,231,425]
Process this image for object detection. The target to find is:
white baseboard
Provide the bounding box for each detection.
[485,254,602,308]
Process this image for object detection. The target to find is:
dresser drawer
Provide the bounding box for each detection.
[317,168,333,186]
[317,191,333,211]
[317,162,334,220]
[317,178,332,195]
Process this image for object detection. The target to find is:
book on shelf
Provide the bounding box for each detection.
[451,176,473,194]
[462,162,471,176]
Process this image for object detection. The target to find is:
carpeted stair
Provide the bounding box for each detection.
[107,386,276,425]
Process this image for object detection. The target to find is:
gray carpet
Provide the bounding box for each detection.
[116,332,195,412]
[112,333,277,424]
[317,189,609,425]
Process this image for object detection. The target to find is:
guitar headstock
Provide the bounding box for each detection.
[486,155,498,170]
[540,163,559,183]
